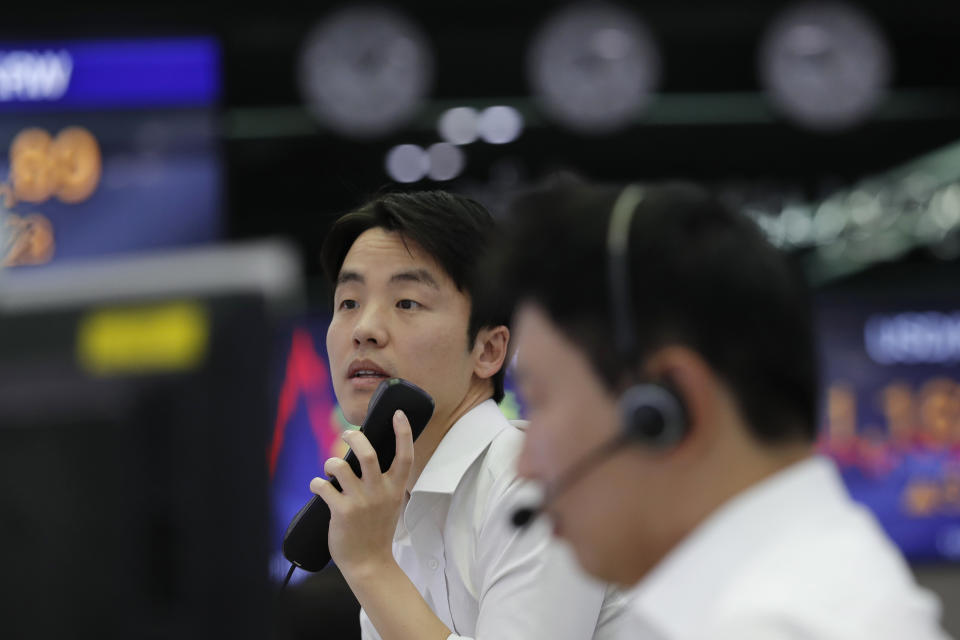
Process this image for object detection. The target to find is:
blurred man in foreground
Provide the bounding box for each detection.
[486,180,950,639]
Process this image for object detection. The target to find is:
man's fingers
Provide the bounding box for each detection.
[387,409,415,481]
[309,476,346,510]
[342,429,383,481]
[323,456,360,494]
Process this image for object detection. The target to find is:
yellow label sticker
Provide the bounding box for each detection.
[77,301,209,375]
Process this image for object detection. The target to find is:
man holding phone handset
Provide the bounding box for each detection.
[308,191,623,640]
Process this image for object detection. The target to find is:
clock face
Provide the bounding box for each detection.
[527,3,661,134]
[760,2,892,131]
[298,6,433,138]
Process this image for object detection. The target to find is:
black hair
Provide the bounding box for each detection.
[320,190,508,403]
[483,180,818,444]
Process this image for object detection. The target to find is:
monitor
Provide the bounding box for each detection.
[0,240,301,638]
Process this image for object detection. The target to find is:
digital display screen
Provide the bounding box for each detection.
[817,291,960,562]
[0,37,222,268]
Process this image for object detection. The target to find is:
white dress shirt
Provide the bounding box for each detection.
[623,456,950,639]
[360,399,625,640]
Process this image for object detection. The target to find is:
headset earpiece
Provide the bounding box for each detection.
[619,381,688,448]
[607,184,689,449]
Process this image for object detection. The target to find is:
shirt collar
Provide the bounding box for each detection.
[627,456,847,638]
[410,398,512,496]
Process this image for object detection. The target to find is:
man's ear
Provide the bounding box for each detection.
[472,325,510,381]
[642,345,722,455]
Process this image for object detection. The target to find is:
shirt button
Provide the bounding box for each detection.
[428,558,439,570]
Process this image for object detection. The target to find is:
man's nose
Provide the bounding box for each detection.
[352,303,388,346]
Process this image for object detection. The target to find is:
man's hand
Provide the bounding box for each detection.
[309,410,451,640]
[310,409,415,576]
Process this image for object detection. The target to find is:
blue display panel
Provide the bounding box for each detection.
[0,37,222,268]
[817,291,960,562]
[0,38,219,110]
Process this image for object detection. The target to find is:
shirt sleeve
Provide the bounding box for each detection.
[458,475,623,640]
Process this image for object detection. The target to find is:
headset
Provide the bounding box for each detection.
[511,184,690,528]
[606,184,689,448]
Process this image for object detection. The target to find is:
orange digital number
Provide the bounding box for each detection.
[9,126,102,204]
[919,379,960,447]
[826,383,857,443]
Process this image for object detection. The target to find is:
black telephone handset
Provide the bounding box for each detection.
[282,378,434,572]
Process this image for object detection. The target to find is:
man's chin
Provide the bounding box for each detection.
[333,388,370,428]
[341,403,368,428]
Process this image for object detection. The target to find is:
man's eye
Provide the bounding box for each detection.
[339,299,357,310]
[397,299,421,310]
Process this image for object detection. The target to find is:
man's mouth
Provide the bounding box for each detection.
[347,360,391,381]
